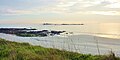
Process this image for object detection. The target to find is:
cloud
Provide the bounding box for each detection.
[105,2,120,8]
[1,0,120,16]
[86,11,120,15]
[56,2,77,7]
[67,10,120,16]
[0,8,34,15]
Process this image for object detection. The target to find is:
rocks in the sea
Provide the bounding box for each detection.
[51,31,66,35]
[0,28,66,37]
[0,28,37,34]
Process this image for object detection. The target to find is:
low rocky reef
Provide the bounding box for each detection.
[43,23,84,25]
[0,28,66,37]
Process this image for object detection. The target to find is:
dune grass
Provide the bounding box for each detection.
[0,38,119,60]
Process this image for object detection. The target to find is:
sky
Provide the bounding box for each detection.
[0,0,120,24]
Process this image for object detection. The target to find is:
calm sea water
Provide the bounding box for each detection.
[0,23,120,39]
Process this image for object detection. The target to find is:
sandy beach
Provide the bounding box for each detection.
[0,33,120,56]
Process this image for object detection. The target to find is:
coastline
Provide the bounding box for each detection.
[0,28,66,37]
[0,33,120,57]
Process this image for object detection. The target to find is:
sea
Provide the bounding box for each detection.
[0,23,120,56]
[0,23,120,39]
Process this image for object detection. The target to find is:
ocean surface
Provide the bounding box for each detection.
[0,23,120,56]
[0,23,120,39]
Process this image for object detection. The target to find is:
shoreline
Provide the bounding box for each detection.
[0,33,120,57]
[0,28,66,37]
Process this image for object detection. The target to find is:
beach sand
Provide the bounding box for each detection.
[0,33,120,56]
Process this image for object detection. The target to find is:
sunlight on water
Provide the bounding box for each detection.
[0,23,120,39]
[99,23,120,35]
[98,23,120,39]
[0,23,120,56]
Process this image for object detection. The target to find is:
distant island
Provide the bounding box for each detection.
[43,23,84,25]
[0,28,66,37]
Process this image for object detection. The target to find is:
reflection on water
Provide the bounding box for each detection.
[0,23,120,56]
[99,23,120,35]
[0,23,120,39]
[98,23,120,39]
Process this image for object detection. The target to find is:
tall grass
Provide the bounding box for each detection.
[0,38,120,60]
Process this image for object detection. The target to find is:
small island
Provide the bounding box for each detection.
[0,28,66,37]
[43,23,84,25]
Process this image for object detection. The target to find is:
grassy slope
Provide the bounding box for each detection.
[0,38,119,60]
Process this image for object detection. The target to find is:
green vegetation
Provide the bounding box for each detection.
[16,33,40,37]
[16,33,47,37]
[0,38,119,60]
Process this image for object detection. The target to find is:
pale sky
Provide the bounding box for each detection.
[0,0,120,24]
